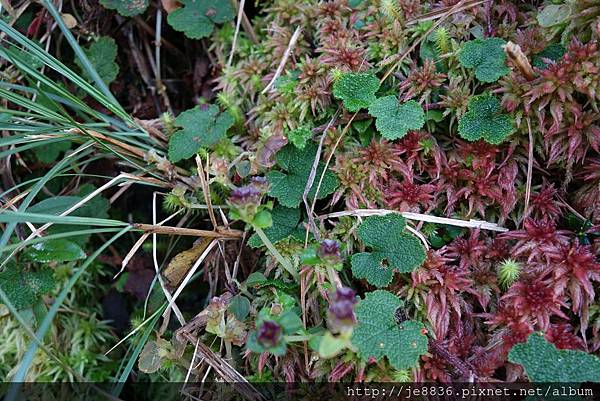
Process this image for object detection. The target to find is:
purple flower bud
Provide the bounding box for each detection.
[328,287,357,331]
[228,185,262,207]
[317,239,342,264]
[329,300,355,321]
[333,287,357,304]
[250,176,269,193]
[328,300,356,329]
[257,320,281,348]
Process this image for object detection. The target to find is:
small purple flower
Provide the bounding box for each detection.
[328,287,357,330]
[333,287,357,304]
[329,300,356,321]
[250,176,269,193]
[317,239,342,264]
[228,185,262,207]
[257,320,281,348]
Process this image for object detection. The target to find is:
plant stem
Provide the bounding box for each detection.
[284,335,311,342]
[254,227,299,280]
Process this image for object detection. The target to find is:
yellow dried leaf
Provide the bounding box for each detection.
[162,237,211,289]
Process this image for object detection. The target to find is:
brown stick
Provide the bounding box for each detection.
[132,223,243,238]
[68,128,146,159]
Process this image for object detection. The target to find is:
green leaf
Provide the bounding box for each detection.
[457,94,515,144]
[0,266,55,310]
[458,37,509,82]
[248,206,303,248]
[351,290,428,370]
[76,37,119,86]
[532,43,565,69]
[319,332,347,359]
[27,188,110,246]
[266,143,339,208]
[23,239,86,263]
[252,210,273,229]
[333,72,380,112]
[278,311,303,334]
[99,0,149,16]
[368,97,425,140]
[508,333,600,382]
[287,127,312,149]
[537,4,571,28]
[167,0,235,40]
[228,295,251,321]
[32,141,71,164]
[168,105,234,162]
[351,214,426,287]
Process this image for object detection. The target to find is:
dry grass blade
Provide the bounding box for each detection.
[132,223,242,238]
[319,209,509,232]
[261,26,302,94]
[179,331,263,401]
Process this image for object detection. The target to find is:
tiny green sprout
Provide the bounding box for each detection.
[162,192,185,213]
[391,369,412,382]
[497,258,521,289]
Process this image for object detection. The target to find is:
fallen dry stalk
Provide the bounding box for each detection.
[131,223,243,238]
[318,209,509,232]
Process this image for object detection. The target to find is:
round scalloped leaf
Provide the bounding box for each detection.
[352,290,428,370]
[100,0,148,16]
[76,37,119,86]
[508,333,600,382]
[167,0,235,39]
[458,37,509,83]
[266,143,339,208]
[168,105,234,162]
[368,97,425,140]
[332,72,380,112]
[350,214,426,287]
[457,94,514,144]
[537,4,571,28]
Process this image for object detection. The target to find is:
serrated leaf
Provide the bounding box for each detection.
[457,94,515,144]
[168,105,234,162]
[458,37,509,83]
[368,97,425,140]
[247,206,303,248]
[352,290,428,370]
[167,0,235,39]
[508,333,600,382]
[266,143,339,208]
[333,72,380,112]
[0,266,55,310]
[100,0,149,16]
[76,37,119,86]
[537,4,571,28]
[351,214,426,287]
[23,239,86,263]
